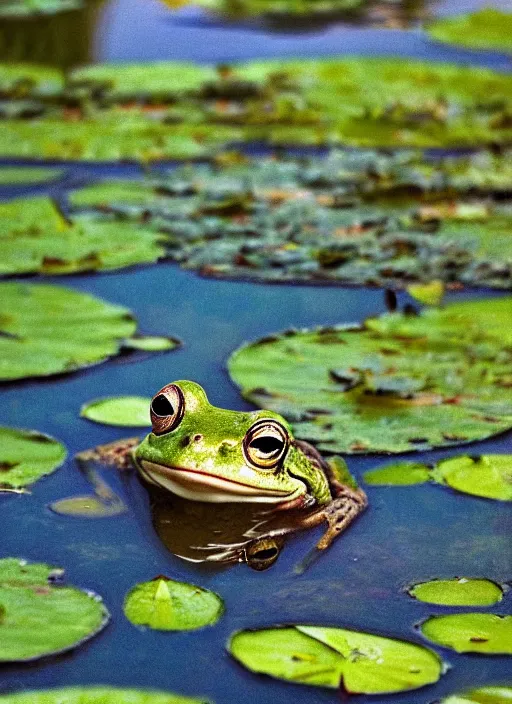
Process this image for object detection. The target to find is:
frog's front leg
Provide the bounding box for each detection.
[75,437,140,471]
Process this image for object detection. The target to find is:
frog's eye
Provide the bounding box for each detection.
[150,384,184,435]
[244,420,289,470]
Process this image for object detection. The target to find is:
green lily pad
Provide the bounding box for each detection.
[428,9,512,55]
[0,282,176,381]
[122,336,180,352]
[433,455,512,502]
[0,687,209,704]
[229,625,443,694]
[407,579,504,607]
[439,686,512,704]
[364,462,431,486]
[420,613,512,655]
[0,197,170,276]
[124,577,223,631]
[407,281,445,306]
[228,297,512,454]
[0,427,67,490]
[81,396,151,427]
[0,558,109,662]
[0,167,64,185]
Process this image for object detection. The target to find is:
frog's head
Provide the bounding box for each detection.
[134,380,314,504]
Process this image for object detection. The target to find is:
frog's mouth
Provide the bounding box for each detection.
[138,460,297,504]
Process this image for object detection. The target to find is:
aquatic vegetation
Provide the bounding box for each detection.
[81,396,151,426]
[124,576,224,630]
[0,688,210,704]
[0,167,64,185]
[420,613,512,655]
[228,297,512,454]
[428,9,512,55]
[0,0,82,18]
[0,558,109,662]
[0,282,177,381]
[0,63,63,97]
[439,687,512,704]
[365,455,512,502]
[0,427,66,491]
[407,579,504,607]
[0,58,511,159]
[229,625,444,693]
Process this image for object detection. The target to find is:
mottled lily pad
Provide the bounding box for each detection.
[439,686,512,704]
[81,396,151,427]
[229,625,443,693]
[0,688,209,704]
[0,558,109,662]
[228,298,512,454]
[407,579,504,607]
[124,577,223,631]
[420,614,512,655]
[0,282,176,381]
[0,427,67,490]
[428,9,512,55]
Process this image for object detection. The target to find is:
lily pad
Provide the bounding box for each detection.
[428,9,512,55]
[0,282,176,381]
[439,687,512,704]
[0,558,109,662]
[229,625,443,694]
[122,336,180,352]
[407,579,504,607]
[0,167,64,185]
[81,396,151,427]
[420,613,512,655]
[364,462,431,486]
[0,427,67,490]
[407,281,445,306]
[0,687,209,704]
[433,455,512,501]
[228,297,512,454]
[124,577,223,631]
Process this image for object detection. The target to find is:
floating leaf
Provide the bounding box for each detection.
[81,396,151,427]
[123,336,180,352]
[407,579,504,607]
[0,687,209,704]
[0,558,109,662]
[0,282,177,381]
[364,462,431,486]
[433,455,512,502]
[0,167,64,185]
[0,427,67,490]
[228,298,512,454]
[439,686,512,704]
[229,625,443,694]
[407,281,445,306]
[124,577,223,631]
[49,495,127,518]
[428,9,512,54]
[420,614,512,654]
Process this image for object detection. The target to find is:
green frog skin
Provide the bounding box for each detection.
[131,380,368,552]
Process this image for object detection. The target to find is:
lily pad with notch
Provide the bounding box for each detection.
[0,558,109,662]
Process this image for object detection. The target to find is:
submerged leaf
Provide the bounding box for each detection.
[124,577,223,631]
[0,558,109,662]
[0,687,209,704]
[407,579,504,607]
[228,298,512,453]
[420,613,512,654]
[0,427,67,489]
[81,397,151,427]
[229,625,443,693]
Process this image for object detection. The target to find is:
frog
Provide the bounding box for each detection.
[70,380,367,569]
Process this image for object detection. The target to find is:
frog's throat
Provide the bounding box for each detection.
[138,460,300,504]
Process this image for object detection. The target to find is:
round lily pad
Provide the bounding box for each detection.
[124,577,223,631]
[0,167,64,185]
[439,687,512,704]
[0,282,176,381]
[229,625,444,694]
[433,455,512,502]
[420,614,512,655]
[407,579,504,607]
[427,9,512,55]
[228,297,512,454]
[364,462,431,486]
[0,688,209,704]
[0,558,109,662]
[81,396,151,427]
[0,427,67,490]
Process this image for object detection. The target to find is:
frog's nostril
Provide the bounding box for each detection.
[193,434,203,443]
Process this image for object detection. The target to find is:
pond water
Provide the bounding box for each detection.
[1,1,511,702]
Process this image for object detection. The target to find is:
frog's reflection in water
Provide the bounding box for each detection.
[147,483,310,570]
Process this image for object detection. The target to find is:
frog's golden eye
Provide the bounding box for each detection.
[150,384,184,435]
[243,419,289,470]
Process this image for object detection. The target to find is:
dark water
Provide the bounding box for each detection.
[1,1,512,701]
